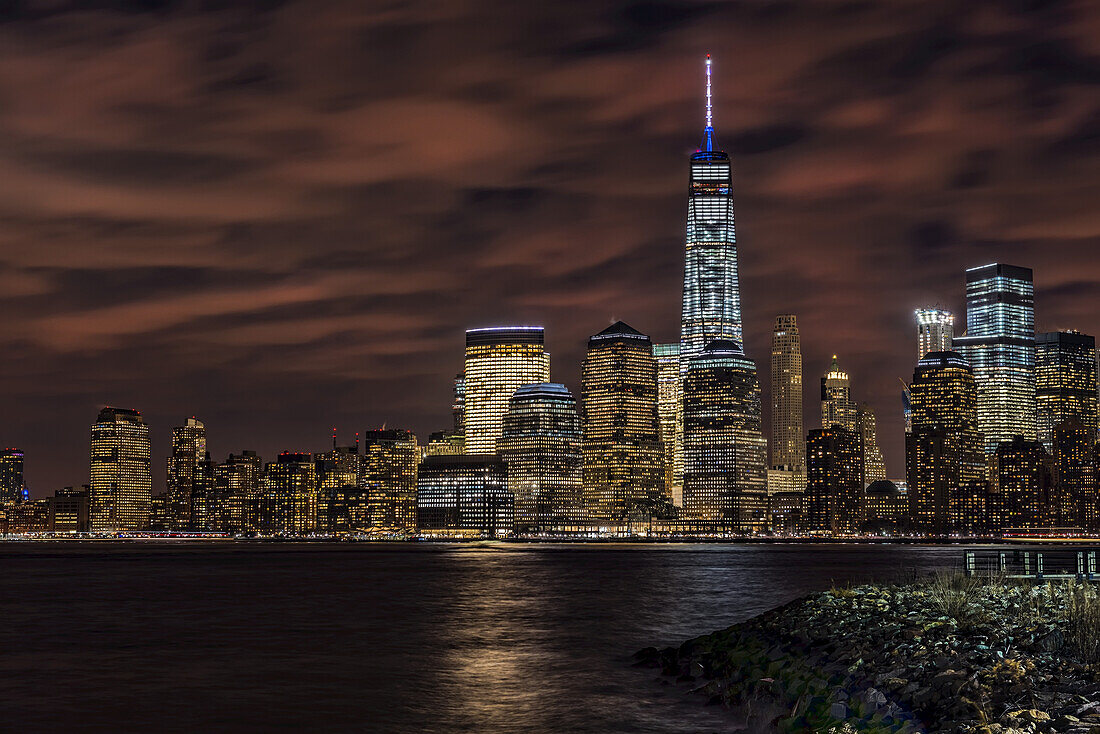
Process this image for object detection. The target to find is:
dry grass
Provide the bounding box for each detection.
[925,569,988,626]
[1063,581,1100,665]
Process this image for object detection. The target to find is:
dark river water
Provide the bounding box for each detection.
[0,542,964,732]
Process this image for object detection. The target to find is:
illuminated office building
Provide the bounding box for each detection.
[1051,420,1096,529]
[361,429,419,532]
[653,343,683,502]
[89,407,151,532]
[821,356,857,432]
[856,404,887,484]
[0,448,25,504]
[680,56,742,363]
[212,451,262,533]
[916,308,955,359]
[48,486,89,532]
[682,340,767,531]
[770,315,804,470]
[767,464,806,533]
[1035,331,1098,450]
[258,453,317,535]
[166,417,208,531]
[416,454,512,537]
[581,322,666,523]
[954,263,1036,452]
[905,352,987,534]
[499,383,583,532]
[463,327,550,455]
[994,437,1053,530]
[864,480,910,533]
[805,426,864,534]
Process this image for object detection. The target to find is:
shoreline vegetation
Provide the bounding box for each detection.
[635,573,1100,733]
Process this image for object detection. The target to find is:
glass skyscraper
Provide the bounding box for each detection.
[499,383,583,531]
[581,322,666,524]
[680,56,741,362]
[89,407,151,531]
[954,263,1036,452]
[462,327,550,455]
[0,448,25,504]
[166,417,208,531]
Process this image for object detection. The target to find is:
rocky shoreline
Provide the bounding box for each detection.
[636,575,1100,733]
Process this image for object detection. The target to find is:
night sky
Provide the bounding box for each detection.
[2,0,1099,496]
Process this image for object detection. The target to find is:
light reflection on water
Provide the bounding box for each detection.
[0,542,961,732]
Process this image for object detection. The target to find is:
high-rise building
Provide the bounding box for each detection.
[416,454,512,537]
[805,426,864,534]
[680,56,742,364]
[856,404,887,484]
[653,343,683,503]
[905,352,987,534]
[821,355,857,432]
[1035,331,1098,450]
[1051,420,1097,529]
[864,480,910,533]
[682,340,767,530]
[995,437,1053,530]
[463,327,550,455]
[581,322,666,524]
[361,429,419,532]
[89,407,151,532]
[916,308,955,359]
[499,383,583,532]
[166,417,208,531]
[770,315,804,470]
[257,453,317,535]
[0,449,25,504]
[954,263,1036,452]
[212,451,262,533]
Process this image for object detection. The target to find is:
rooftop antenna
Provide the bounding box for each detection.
[332,427,337,450]
[705,54,713,129]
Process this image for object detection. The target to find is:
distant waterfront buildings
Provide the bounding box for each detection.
[89,407,151,532]
[463,327,550,455]
[0,448,25,504]
[770,315,804,470]
[582,322,666,523]
[499,383,583,532]
[416,454,512,537]
[954,263,1036,452]
[1035,330,1098,450]
[916,308,954,359]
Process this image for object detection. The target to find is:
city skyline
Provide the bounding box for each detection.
[1,3,1099,495]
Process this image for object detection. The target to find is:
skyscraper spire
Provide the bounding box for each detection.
[705,54,713,129]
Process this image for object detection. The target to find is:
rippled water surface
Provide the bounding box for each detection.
[0,542,964,732]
